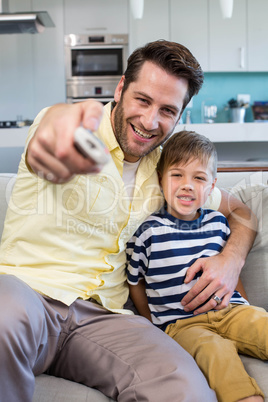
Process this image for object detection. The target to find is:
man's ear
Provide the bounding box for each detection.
[114,76,125,103]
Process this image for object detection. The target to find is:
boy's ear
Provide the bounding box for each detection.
[209,177,217,195]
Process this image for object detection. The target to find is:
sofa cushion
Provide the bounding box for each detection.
[34,374,114,402]
[227,184,268,310]
[240,355,268,399]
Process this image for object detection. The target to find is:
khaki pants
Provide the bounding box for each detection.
[166,304,267,402]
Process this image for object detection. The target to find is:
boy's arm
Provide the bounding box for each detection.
[235,278,248,300]
[182,190,256,314]
[129,280,152,322]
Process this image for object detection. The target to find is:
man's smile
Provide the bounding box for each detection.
[131,123,155,140]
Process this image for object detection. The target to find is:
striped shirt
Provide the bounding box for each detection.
[126,208,249,327]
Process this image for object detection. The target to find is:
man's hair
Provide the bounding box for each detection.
[157,130,218,179]
[123,40,204,113]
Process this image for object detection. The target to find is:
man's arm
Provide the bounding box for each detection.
[129,280,152,322]
[181,189,257,315]
[26,100,103,183]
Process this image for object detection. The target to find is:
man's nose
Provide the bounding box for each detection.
[140,108,159,131]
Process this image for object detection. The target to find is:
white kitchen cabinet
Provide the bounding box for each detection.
[208,0,247,71]
[171,0,268,72]
[129,0,169,54]
[128,0,268,72]
[64,0,128,35]
[247,0,268,71]
[170,0,209,72]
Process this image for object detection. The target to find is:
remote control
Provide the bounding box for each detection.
[74,127,110,167]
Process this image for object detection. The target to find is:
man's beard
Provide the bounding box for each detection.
[112,98,169,160]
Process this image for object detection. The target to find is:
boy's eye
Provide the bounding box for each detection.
[196,176,206,181]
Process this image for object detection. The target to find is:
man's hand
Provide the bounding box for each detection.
[27,100,104,183]
[181,252,241,315]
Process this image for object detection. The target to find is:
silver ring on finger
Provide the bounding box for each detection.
[213,294,222,305]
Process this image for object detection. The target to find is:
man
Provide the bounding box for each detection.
[0,40,255,401]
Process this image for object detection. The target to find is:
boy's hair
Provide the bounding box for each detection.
[122,40,204,114]
[157,130,218,179]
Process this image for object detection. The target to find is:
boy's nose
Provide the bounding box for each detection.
[181,182,193,191]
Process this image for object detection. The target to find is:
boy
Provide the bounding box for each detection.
[127,130,267,402]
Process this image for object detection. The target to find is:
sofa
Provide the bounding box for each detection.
[0,171,267,401]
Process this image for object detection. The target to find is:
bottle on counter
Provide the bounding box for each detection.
[185,110,192,124]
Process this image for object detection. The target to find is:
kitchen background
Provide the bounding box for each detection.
[0,0,268,171]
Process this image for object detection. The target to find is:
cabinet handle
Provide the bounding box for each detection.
[240,47,245,69]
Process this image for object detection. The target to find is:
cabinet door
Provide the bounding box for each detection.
[64,0,128,35]
[129,0,169,54]
[248,0,268,71]
[209,0,247,71]
[170,0,209,72]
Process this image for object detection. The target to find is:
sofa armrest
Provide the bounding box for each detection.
[0,174,16,238]
[221,181,268,311]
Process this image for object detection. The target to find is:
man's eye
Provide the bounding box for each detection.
[138,98,148,104]
[162,108,174,115]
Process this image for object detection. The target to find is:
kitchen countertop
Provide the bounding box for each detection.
[0,123,267,174]
[0,122,267,148]
[175,122,268,142]
[0,126,29,147]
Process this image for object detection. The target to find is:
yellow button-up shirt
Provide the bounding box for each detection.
[0,103,221,313]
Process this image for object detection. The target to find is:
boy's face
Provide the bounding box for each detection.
[111,61,188,162]
[159,158,216,221]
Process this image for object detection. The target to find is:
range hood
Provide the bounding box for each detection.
[0,0,55,34]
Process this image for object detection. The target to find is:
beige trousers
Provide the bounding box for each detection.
[166,304,267,402]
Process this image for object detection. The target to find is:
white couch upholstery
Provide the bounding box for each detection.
[0,172,267,401]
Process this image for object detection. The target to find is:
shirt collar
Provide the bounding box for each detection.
[158,207,204,230]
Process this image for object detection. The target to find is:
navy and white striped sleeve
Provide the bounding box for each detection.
[126,232,150,286]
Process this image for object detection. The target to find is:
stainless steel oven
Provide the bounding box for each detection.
[64,33,128,104]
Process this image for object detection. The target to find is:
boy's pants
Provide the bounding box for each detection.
[166,303,267,402]
[0,275,217,402]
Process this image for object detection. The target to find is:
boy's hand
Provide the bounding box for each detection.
[27,100,104,183]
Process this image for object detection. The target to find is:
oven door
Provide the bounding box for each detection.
[66,46,125,80]
[67,97,113,105]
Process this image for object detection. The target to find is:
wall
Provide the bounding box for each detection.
[183,72,268,124]
[0,0,65,122]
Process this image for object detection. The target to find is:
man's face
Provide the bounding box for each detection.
[111,61,188,162]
